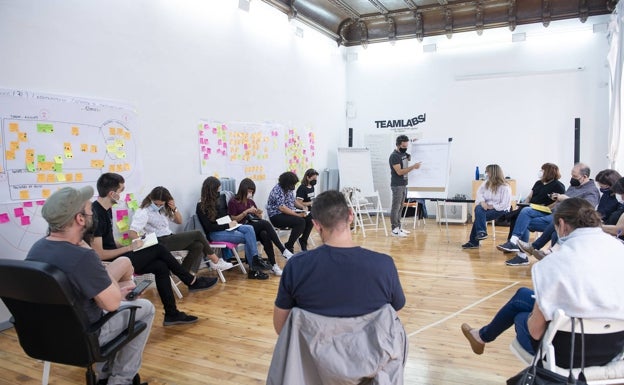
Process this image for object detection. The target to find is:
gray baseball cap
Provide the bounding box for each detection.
[42,186,94,230]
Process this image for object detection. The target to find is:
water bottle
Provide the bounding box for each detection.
[475,166,480,181]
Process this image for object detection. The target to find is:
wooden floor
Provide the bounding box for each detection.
[0,218,539,385]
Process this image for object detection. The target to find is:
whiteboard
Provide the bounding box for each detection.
[337,148,375,194]
[407,138,452,198]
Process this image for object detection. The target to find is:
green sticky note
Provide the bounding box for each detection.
[37,154,46,162]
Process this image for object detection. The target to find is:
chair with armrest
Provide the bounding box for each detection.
[0,259,148,385]
[510,308,624,385]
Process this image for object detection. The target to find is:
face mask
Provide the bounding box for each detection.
[600,187,610,194]
[484,173,489,180]
[149,202,163,212]
[111,191,120,205]
[569,177,581,187]
[310,180,317,186]
[247,193,253,200]
[398,148,407,153]
[617,195,624,204]
[538,170,544,179]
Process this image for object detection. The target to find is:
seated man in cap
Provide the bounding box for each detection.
[27,186,154,385]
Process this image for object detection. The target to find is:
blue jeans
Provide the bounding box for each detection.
[390,185,407,230]
[479,287,536,354]
[469,205,507,244]
[209,224,258,266]
[512,207,551,242]
[532,221,558,249]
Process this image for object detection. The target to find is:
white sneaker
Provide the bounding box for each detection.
[391,228,407,238]
[271,264,283,276]
[209,258,234,271]
[282,249,294,260]
[400,228,411,235]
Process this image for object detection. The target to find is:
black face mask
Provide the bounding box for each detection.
[310,180,317,186]
[398,148,408,153]
[569,177,581,187]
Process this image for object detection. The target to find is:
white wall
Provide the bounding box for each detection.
[0,0,347,223]
[346,17,612,201]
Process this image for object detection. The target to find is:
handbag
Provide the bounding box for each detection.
[507,317,588,385]
[245,213,261,223]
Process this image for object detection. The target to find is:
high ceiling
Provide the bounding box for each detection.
[261,0,618,46]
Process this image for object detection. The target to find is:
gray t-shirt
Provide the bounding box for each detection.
[26,238,112,324]
[389,149,410,187]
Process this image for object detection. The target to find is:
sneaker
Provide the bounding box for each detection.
[248,269,269,280]
[271,264,283,276]
[496,241,519,253]
[400,228,411,234]
[252,255,272,270]
[187,276,218,292]
[282,249,294,260]
[516,240,535,256]
[505,255,529,266]
[461,242,479,249]
[163,311,199,326]
[209,258,234,271]
[298,238,308,251]
[533,249,549,261]
[476,231,488,240]
[391,228,407,238]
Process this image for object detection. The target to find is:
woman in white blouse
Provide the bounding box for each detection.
[129,186,232,273]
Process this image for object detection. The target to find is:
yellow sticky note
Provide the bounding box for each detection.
[56,173,66,182]
[37,173,46,183]
[116,151,126,159]
[75,173,83,182]
[19,190,29,200]
[25,149,35,157]
[116,219,129,232]
[106,144,116,153]
[64,151,73,159]
[115,139,124,148]
[9,122,18,132]
[71,126,80,136]
[42,189,51,198]
[54,155,63,164]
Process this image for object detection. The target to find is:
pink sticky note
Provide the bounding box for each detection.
[212,127,217,134]
[0,213,9,223]
[204,153,209,160]
[21,216,31,226]
[218,139,222,145]
[23,201,33,207]
[116,209,128,221]
[14,207,24,217]
[36,200,46,205]
[207,148,211,154]
[122,233,129,239]
[243,143,248,149]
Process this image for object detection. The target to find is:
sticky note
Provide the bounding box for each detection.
[63,142,71,151]
[23,202,33,207]
[37,123,54,133]
[115,139,124,148]
[21,216,31,226]
[10,141,19,151]
[115,164,123,172]
[80,144,88,152]
[54,155,63,164]
[116,127,123,136]
[128,201,138,210]
[106,144,116,153]
[36,200,45,205]
[26,163,36,172]
[37,154,46,162]
[0,213,9,223]
[56,173,66,182]
[117,210,129,221]
[108,165,116,172]
[124,163,130,171]
[116,219,129,232]
[109,127,116,136]
[124,131,131,140]
[46,174,56,183]
[14,207,24,217]
[75,173,83,182]
[6,150,15,160]
[19,190,29,200]
[18,132,28,141]
[116,151,126,159]
[42,189,51,198]
[65,173,73,182]
[90,145,98,153]
[64,151,73,159]
[71,126,80,136]
[53,163,63,172]
[9,122,18,132]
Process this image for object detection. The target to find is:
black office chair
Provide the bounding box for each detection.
[0,259,148,385]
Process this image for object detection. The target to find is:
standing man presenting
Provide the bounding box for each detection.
[389,134,421,237]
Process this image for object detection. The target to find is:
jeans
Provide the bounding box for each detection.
[531,221,558,250]
[469,205,507,244]
[512,207,551,242]
[479,287,537,354]
[390,185,407,230]
[269,213,313,252]
[129,244,195,315]
[209,224,259,266]
[158,230,214,273]
[96,299,155,385]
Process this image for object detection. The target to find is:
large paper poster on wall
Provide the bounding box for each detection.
[0,88,143,259]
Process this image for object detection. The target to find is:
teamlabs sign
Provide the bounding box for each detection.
[374,113,426,129]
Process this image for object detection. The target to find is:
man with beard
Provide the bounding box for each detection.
[26,186,154,385]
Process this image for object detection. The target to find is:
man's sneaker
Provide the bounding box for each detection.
[516,240,535,256]
[497,241,519,253]
[400,228,411,234]
[271,264,283,276]
[476,231,488,240]
[188,276,218,292]
[505,255,529,266]
[461,242,479,249]
[391,228,407,238]
[209,258,234,271]
[163,311,198,326]
[248,269,269,280]
[282,249,294,260]
[252,255,272,270]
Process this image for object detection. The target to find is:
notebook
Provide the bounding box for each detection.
[217,215,241,231]
[529,203,552,214]
[134,232,158,251]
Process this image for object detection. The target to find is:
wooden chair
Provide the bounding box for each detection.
[0,259,148,385]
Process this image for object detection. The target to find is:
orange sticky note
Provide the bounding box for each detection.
[124,163,131,171]
[42,189,51,198]
[71,126,80,136]
[90,145,97,153]
[19,190,29,200]
[109,127,116,136]
[46,174,55,183]
[116,127,124,135]
[18,132,27,142]
[9,122,18,132]
[75,173,83,182]
[115,164,123,172]
[80,144,88,152]
[109,165,116,172]
[65,173,73,182]
[37,173,46,183]
[5,150,15,160]
[63,142,71,151]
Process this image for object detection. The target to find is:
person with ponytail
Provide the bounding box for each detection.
[461,198,624,360]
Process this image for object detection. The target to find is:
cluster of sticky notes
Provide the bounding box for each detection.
[91,159,105,168]
[199,130,212,160]
[108,126,131,141]
[108,163,130,173]
[63,142,73,159]
[126,193,138,210]
[115,208,130,232]
[13,207,30,226]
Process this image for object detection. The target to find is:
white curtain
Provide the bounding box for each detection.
[608,3,624,170]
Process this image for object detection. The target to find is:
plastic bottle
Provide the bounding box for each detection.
[475,166,480,181]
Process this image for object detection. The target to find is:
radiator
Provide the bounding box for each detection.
[321,169,340,193]
[219,178,237,193]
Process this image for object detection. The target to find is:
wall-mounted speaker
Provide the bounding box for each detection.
[348,127,353,147]
[574,118,580,164]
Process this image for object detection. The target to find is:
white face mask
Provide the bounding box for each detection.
[247,192,253,200]
[617,194,624,204]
